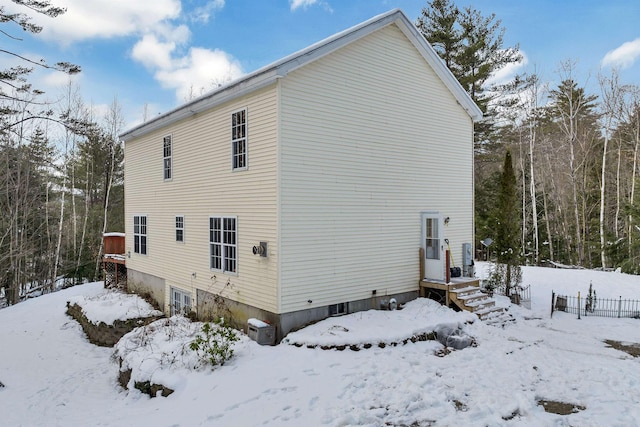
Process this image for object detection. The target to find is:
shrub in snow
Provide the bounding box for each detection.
[484,262,522,299]
[114,316,203,395]
[189,318,239,368]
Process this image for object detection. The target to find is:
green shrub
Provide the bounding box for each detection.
[189,318,239,368]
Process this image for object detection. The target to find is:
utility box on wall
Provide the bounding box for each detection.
[247,318,276,345]
[462,243,473,277]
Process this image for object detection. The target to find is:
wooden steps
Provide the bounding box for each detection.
[448,281,503,319]
[420,278,505,321]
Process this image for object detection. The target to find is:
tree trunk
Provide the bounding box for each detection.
[630,115,640,258]
[599,133,608,269]
[529,117,539,264]
[542,181,554,262]
[76,152,91,280]
[615,137,621,239]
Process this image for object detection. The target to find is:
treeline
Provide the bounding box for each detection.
[419,0,640,272]
[0,85,124,305]
[2,0,640,311]
[1,1,125,305]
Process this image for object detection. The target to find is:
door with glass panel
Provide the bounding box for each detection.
[422,213,444,281]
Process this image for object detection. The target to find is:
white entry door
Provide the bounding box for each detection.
[422,212,444,281]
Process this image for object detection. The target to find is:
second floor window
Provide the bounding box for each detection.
[163,135,172,180]
[175,215,184,242]
[231,109,247,170]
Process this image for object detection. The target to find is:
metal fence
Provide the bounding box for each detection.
[552,292,640,319]
[488,283,532,309]
[511,285,531,309]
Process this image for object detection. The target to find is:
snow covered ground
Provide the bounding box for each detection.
[1,262,640,426]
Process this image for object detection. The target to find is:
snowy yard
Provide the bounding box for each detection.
[1,262,640,426]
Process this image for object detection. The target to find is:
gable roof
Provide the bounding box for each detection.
[120,9,482,142]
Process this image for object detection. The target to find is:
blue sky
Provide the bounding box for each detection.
[4,0,640,129]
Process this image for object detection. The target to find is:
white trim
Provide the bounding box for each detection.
[170,287,192,316]
[208,215,238,276]
[421,211,444,281]
[175,214,185,243]
[230,107,248,171]
[133,214,148,256]
[163,134,173,181]
[119,9,481,142]
[276,80,283,313]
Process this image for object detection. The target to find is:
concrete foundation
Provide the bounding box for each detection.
[127,269,165,311]
[196,288,418,343]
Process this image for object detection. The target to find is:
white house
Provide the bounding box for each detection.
[119,9,482,340]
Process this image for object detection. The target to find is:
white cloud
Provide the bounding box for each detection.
[602,38,640,69]
[32,0,182,42]
[128,14,243,103]
[132,34,176,70]
[191,0,225,23]
[41,68,82,89]
[484,51,529,88]
[130,24,190,71]
[10,0,239,104]
[290,0,317,10]
[154,47,244,102]
[290,0,332,12]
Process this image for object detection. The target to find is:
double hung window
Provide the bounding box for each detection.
[231,110,247,170]
[209,216,237,273]
[133,215,147,255]
[175,216,184,242]
[163,135,172,180]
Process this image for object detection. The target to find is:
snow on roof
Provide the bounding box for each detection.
[103,232,125,237]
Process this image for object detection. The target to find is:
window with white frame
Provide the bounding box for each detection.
[425,218,439,260]
[209,216,237,273]
[163,135,172,180]
[170,287,191,316]
[133,215,147,255]
[231,109,247,170]
[175,215,184,242]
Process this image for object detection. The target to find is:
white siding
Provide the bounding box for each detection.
[124,85,280,313]
[279,23,474,312]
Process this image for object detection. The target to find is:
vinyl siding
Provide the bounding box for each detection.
[279,23,474,312]
[124,84,279,313]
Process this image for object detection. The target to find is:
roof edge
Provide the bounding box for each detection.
[120,8,482,141]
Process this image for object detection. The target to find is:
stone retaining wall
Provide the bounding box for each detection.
[66,302,164,347]
[117,366,174,397]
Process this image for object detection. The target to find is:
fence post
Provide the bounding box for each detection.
[551,291,555,318]
[618,296,622,318]
[577,291,581,320]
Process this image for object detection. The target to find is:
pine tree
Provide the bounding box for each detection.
[495,149,521,295]
[415,0,461,70]
[415,1,521,119]
[548,77,599,266]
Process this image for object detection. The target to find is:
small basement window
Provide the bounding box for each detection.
[329,302,347,317]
